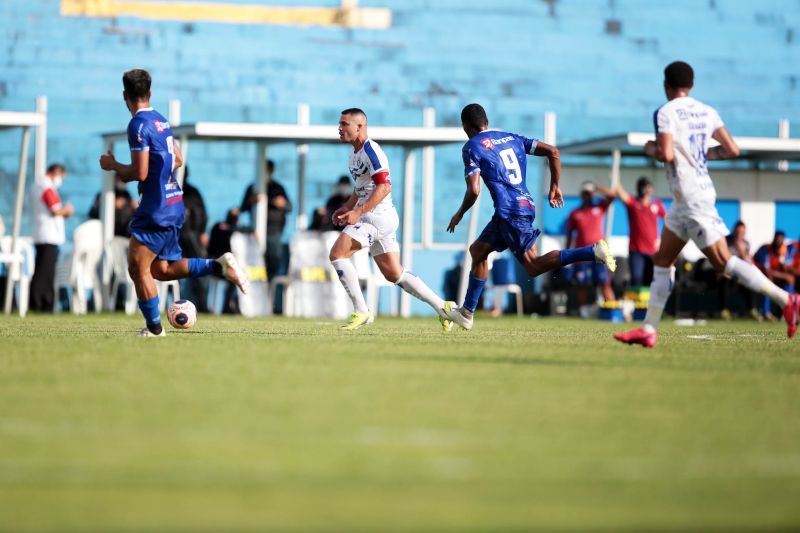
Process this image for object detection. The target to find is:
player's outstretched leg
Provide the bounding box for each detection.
[396,270,453,332]
[373,252,452,331]
[722,255,798,338]
[150,255,249,295]
[216,253,250,295]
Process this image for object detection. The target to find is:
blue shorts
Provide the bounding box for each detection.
[131,225,183,262]
[477,214,541,263]
[567,262,609,286]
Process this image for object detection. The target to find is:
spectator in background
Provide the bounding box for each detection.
[615,177,666,287]
[565,181,616,318]
[309,175,352,231]
[179,166,210,312]
[719,221,759,320]
[208,208,242,314]
[240,159,292,280]
[29,164,73,312]
[754,231,795,320]
[88,173,138,237]
[787,237,800,294]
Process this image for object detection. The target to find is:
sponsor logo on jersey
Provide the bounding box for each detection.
[491,135,515,145]
[153,120,171,133]
[481,138,495,149]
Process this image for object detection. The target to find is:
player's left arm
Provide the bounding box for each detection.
[533,142,564,208]
[173,140,184,169]
[447,171,481,233]
[707,127,740,160]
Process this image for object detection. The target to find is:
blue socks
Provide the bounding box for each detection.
[560,245,595,266]
[138,296,161,326]
[187,258,215,278]
[463,273,487,313]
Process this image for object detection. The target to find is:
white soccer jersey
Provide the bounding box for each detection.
[348,138,394,215]
[655,96,725,209]
[31,178,65,245]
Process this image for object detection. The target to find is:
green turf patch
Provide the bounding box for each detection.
[1,314,799,530]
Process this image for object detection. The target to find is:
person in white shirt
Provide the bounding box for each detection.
[329,108,452,331]
[29,163,73,311]
[614,61,799,347]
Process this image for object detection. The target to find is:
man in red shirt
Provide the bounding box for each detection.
[565,181,616,317]
[616,177,666,287]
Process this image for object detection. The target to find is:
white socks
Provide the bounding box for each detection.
[332,259,368,314]
[643,265,675,332]
[396,271,445,313]
[724,256,789,309]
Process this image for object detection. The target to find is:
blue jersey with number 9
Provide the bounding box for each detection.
[462,130,538,218]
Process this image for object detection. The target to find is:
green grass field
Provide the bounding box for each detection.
[1,313,800,531]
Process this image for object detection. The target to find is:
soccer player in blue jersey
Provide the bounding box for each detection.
[99,69,249,336]
[443,103,616,330]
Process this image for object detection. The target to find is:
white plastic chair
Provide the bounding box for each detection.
[0,236,34,317]
[105,236,138,314]
[350,247,398,316]
[68,220,104,314]
[157,279,180,311]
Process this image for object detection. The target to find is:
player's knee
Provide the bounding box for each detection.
[469,242,487,262]
[149,262,168,281]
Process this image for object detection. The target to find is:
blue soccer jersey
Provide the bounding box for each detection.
[128,108,183,230]
[462,130,538,218]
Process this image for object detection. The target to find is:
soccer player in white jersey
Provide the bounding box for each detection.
[329,108,453,331]
[614,61,799,348]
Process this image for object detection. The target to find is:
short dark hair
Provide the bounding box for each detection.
[664,61,694,89]
[341,108,367,120]
[775,230,786,239]
[123,69,152,100]
[46,163,65,174]
[733,220,745,229]
[636,176,652,197]
[265,159,275,173]
[337,175,351,185]
[461,103,488,130]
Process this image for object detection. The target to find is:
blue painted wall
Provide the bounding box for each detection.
[1,0,798,313]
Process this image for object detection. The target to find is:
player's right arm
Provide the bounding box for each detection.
[99,118,150,182]
[447,170,480,233]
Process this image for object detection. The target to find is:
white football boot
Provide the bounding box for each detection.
[217,252,250,294]
[593,239,617,272]
[444,305,474,331]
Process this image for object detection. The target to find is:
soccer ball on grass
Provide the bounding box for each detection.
[167,299,197,329]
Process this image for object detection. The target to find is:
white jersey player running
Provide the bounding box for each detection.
[329,107,453,331]
[614,61,799,348]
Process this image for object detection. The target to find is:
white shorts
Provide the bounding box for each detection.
[664,203,730,250]
[343,208,400,256]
